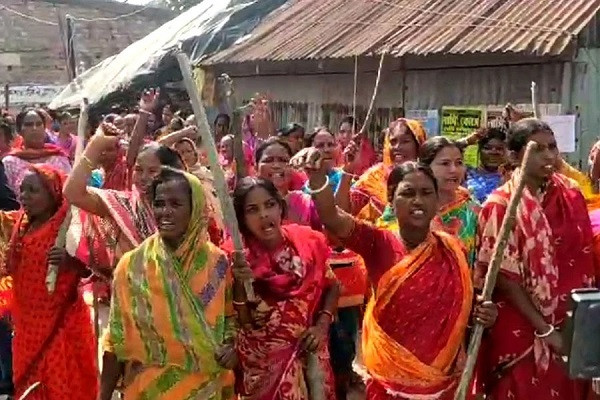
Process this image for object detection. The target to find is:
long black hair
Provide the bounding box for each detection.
[507,118,552,153]
[15,108,46,132]
[233,177,287,237]
[139,142,185,169]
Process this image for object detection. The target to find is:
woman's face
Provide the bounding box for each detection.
[20,172,56,220]
[215,117,230,139]
[389,124,419,165]
[337,122,354,149]
[282,129,304,154]
[429,146,466,193]
[312,130,337,170]
[132,149,162,194]
[162,106,174,126]
[393,171,438,230]
[153,179,192,246]
[243,186,283,247]
[175,141,198,168]
[522,130,558,182]
[21,111,46,149]
[219,136,234,163]
[480,138,507,170]
[257,143,291,191]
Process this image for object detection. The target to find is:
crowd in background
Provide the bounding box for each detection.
[0,86,597,400]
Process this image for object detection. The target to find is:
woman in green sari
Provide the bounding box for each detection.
[376,137,479,265]
[99,167,237,400]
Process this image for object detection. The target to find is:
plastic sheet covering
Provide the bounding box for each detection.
[49,0,287,112]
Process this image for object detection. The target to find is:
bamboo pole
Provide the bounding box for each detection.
[531,81,539,119]
[454,141,538,400]
[359,51,385,136]
[175,53,255,304]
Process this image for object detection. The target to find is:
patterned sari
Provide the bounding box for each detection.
[376,187,479,266]
[0,165,97,400]
[104,172,235,400]
[234,224,336,400]
[342,221,473,399]
[477,171,596,399]
[465,167,502,204]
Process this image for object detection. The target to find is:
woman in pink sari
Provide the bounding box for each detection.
[3,108,71,194]
[227,177,339,400]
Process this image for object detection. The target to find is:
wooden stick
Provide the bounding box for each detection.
[46,83,88,294]
[175,52,255,304]
[18,381,40,400]
[531,81,540,119]
[359,51,385,136]
[454,141,538,400]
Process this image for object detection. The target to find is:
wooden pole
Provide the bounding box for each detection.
[359,51,385,136]
[453,141,538,400]
[175,53,255,303]
[531,81,540,119]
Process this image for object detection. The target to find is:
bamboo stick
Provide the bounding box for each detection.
[359,51,385,136]
[175,53,255,304]
[453,141,538,400]
[531,81,539,119]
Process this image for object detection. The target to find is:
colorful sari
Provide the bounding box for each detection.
[0,165,97,400]
[477,171,596,399]
[342,221,473,399]
[104,171,235,400]
[233,224,336,400]
[286,191,321,231]
[2,144,71,194]
[558,158,600,211]
[376,187,479,266]
[351,119,427,221]
[465,167,502,204]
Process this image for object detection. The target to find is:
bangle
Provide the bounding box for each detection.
[317,310,334,323]
[534,324,555,338]
[232,300,247,307]
[306,176,330,195]
[81,155,96,171]
[139,109,153,116]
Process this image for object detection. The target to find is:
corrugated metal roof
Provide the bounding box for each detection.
[206,0,600,64]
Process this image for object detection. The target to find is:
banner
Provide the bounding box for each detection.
[405,109,439,137]
[441,106,484,167]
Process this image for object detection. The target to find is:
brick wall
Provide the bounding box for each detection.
[0,0,173,86]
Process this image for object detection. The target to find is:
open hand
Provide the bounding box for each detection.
[139,88,160,113]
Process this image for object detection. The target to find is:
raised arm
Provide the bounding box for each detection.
[64,131,120,217]
[157,126,198,147]
[126,89,159,167]
[290,148,354,239]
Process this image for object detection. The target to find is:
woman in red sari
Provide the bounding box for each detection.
[227,177,340,400]
[477,118,598,399]
[0,165,97,400]
[291,147,497,400]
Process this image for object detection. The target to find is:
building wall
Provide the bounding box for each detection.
[0,0,172,88]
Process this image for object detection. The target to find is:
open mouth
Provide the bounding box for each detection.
[260,220,277,235]
[158,220,176,231]
[409,208,426,218]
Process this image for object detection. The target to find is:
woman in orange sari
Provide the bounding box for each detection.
[477,118,598,399]
[0,165,97,400]
[228,177,339,400]
[292,147,497,400]
[346,118,426,220]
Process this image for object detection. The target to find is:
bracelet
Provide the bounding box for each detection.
[534,324,555,338]
[139,109,153,116]
[317,310,334,323]
[232,300,247,307]
[306,176,330,195]
[81,155,96,171]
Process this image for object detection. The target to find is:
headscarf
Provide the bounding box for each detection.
[382,118,426,167]
[9,143,67,161]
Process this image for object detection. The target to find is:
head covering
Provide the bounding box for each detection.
[29,164,67,206]
[9,143,67,161]
[383,118,427,166]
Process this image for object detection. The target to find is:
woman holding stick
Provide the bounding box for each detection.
[292,146,497,399]
[0,165,97,400]
[227,177,339,400]
[477,118,598,399]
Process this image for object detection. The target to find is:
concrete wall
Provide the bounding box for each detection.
[0,0,172,88]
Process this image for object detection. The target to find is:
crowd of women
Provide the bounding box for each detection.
[0,89,597,400]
